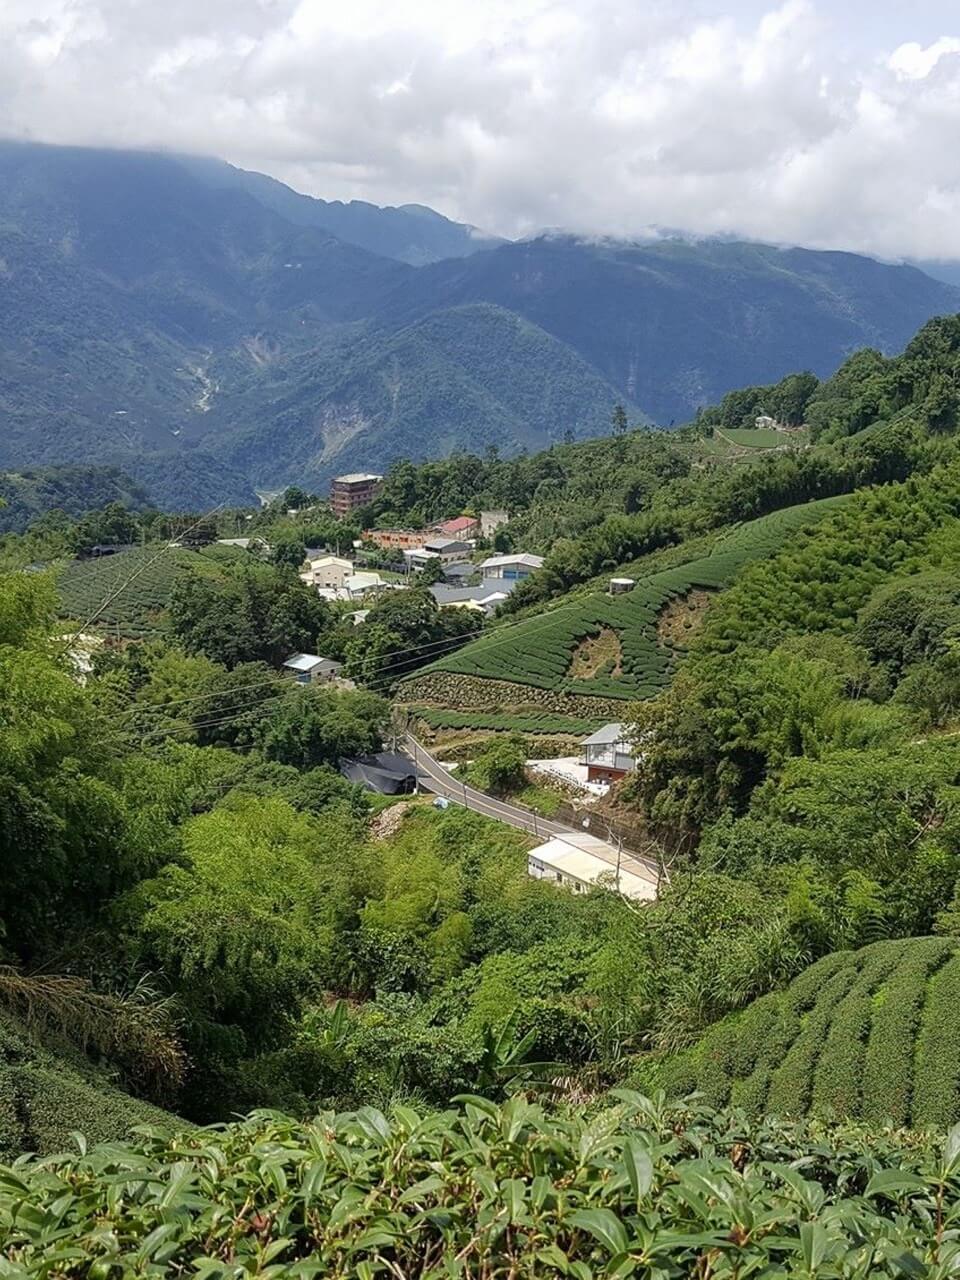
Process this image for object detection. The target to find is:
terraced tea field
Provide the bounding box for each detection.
[410,708,604,736]
[58,543,246,639]
[658,936,960,1128]
[403,495,850,713]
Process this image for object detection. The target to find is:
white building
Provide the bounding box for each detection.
[527,832,657,901]
[300,554,353,590]
[345,571,389,599]
[282,653,343,684]
[479,553,544,580]
[480,510,509,538]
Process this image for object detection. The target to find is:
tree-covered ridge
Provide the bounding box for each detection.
[0,465,153,535]
[631,457,960,832]
[2,141,959,502]
[5,1094,960,1276]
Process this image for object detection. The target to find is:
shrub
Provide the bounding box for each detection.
[661,938,960,1129]
[3,1094,958,1275]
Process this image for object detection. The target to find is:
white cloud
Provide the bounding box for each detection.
[1,0,960,259]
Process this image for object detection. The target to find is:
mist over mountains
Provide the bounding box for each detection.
[2,139,958,508]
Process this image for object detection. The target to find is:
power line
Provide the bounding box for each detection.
[58,505,224,657]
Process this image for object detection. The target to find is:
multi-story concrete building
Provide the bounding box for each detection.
[330,473,382,517]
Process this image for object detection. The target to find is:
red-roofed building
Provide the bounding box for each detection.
[432,515,478,538]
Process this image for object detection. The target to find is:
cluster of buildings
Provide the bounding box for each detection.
[294,483,545,620]
[298,544,545,617]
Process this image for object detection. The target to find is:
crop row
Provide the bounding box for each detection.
[410,708,603,735]
[663,937,960,1129]
[420,495,852,700]
[57,545,241,638]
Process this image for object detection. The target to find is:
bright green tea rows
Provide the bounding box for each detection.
[418,495,851,702]
[660,937,960,1129]
[57,544,244,638]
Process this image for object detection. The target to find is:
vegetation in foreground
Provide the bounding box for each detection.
[4,1093,960,1277]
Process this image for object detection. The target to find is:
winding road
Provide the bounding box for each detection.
[403,733,662,889]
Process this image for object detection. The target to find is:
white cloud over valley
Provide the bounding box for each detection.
[3,0,960,259]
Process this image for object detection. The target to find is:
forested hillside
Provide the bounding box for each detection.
[0,465,152,534]
[1,140,958,503]
[10,314,960,1268]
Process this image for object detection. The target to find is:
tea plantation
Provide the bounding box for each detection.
[655,937,960,1129]
[408,495,851,706]
[5,1091,959,1276]
[57,543,246,639]
[0,1016,174,1161]
[411,707,604,736]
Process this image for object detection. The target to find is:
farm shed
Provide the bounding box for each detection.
[527,832,657,901]
[282,653,342,684]
[339,752,418,795]
[581,723,637,783]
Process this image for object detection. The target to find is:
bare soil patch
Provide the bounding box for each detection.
[657,589,713,648]
[567,628,623,680]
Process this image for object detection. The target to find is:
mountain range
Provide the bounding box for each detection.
[1,139,959,508]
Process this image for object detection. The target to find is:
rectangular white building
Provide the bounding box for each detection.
[527,832,657,901]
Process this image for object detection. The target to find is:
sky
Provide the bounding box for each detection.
[3,0,960,260]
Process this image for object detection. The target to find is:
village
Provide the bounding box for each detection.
[260,472,656,901]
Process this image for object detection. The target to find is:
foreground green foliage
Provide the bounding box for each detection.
[656,938,960,1129]
[5,1093,960,1277]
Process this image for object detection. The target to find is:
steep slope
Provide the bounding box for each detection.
[381,236,960,423]
[0,1016,174,1159]
[177,155,504,265]
[656,937,960,1129]
[2,141,960,498]
[0,466,151,534]
[214,304,639,486]
[401,495,851,717]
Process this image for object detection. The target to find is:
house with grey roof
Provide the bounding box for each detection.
[581,723,637,783]
[282,653,342,685]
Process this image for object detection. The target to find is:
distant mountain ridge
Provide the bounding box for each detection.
[0,139,958,507]
[175,155,505,266]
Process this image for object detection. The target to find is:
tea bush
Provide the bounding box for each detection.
[659,938,960,1129]
[4,1091,960,1277]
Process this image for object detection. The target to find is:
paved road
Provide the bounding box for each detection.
[405,733,567,840]
[404,733,662,885]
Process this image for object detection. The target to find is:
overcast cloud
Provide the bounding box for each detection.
[2,0,960,259]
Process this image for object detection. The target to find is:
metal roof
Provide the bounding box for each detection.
[528,835,657,901]
[480,553,545,569]
[283,653,339,672]
[430,583,511,606]
[333,473,382,484]
[581,722,626,746]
